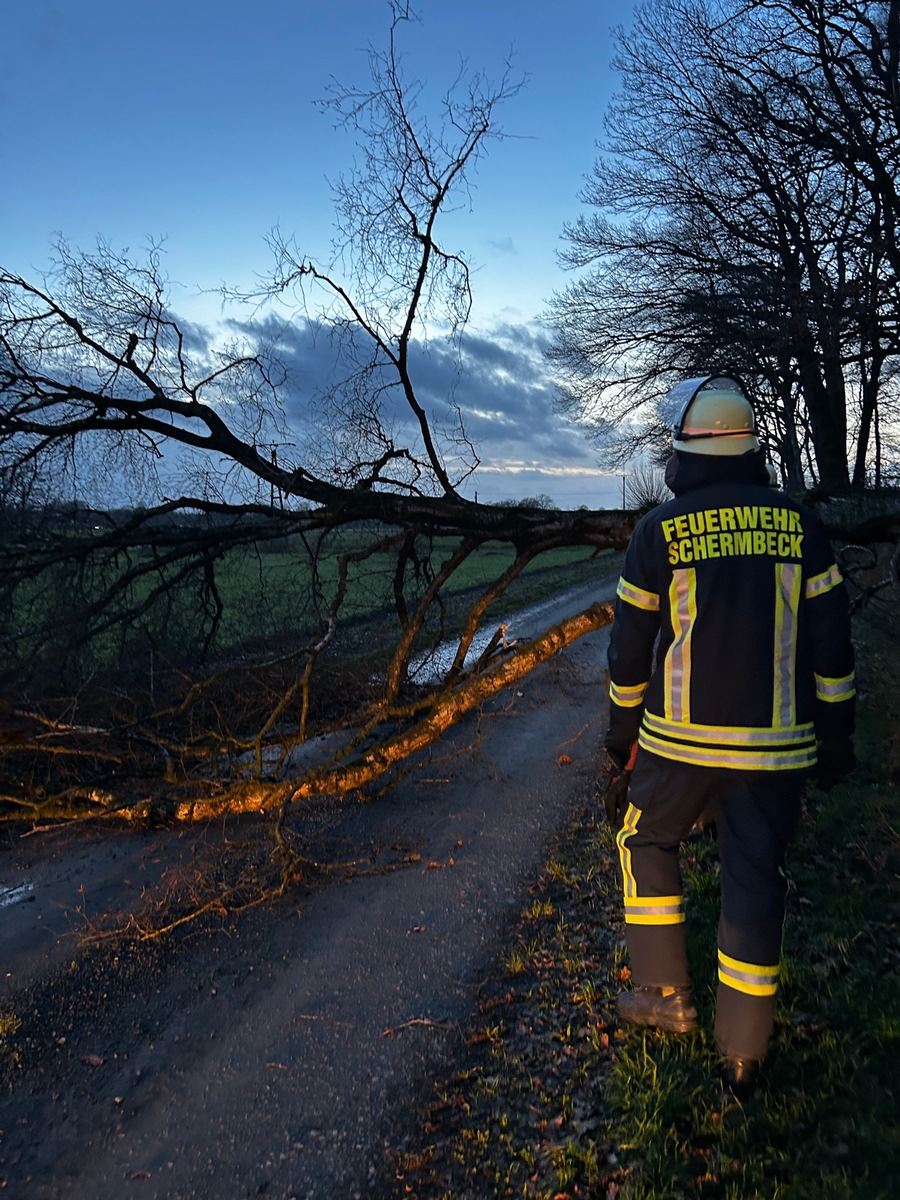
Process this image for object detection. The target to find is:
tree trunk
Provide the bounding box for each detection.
[795,347,851,491]
[852,350,886,490]
[3,601,616,824]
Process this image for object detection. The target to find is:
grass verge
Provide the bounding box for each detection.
[382,585,899,1198]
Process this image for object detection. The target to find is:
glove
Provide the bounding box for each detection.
[599,743,638,830]
[816,737,856,791]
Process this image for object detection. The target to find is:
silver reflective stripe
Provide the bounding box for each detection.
[610,679,648,708]
[624,901,682,916]
[718,950,780,996]
[773,563,801,728]
[638,730,817,770]
[665,568,696,721]
[616,803,641,899]
[642,711,815,746]
[805,564,843,598]
[815,672,857,702]
[617,577,660,612]
[623,894,685,925]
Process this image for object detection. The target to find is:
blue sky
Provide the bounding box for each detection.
[2,0,638,508]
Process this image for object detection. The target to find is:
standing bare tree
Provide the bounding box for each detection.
[255,1,521,498]
[548,0,900,492]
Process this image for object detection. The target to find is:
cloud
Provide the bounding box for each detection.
[414,322,598,470]
[460,465,623,510]
[488,236,516,255]
[218,310,604,504]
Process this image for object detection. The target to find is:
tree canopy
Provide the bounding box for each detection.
[548,0,900,492]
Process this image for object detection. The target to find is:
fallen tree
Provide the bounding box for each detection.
[1,600,616,825]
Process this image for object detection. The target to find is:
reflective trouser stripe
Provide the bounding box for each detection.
[616,805,685,924]
[624,895,685,925]
[615,803,641,898]
[718,949,779,997]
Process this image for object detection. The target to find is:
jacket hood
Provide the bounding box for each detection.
[664,448,770,497]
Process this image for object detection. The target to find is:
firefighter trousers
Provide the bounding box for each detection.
[615,752,803,1060]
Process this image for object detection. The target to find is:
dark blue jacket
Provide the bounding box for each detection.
[606,452,855,772]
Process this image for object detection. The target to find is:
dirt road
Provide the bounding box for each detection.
[0,577,616,1199]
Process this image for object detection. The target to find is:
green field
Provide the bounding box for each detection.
[5,533,611,683]
[203,536,606,644]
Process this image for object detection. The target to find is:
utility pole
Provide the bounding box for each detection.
[622,474,626,510]
[266,442,292,509]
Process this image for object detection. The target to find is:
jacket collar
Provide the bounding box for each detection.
[664,449,770,497]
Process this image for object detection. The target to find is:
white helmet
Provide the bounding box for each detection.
[667,374,759,457]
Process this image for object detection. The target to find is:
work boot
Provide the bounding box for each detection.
[616,985,699,1034]
[721,1056,759,1101]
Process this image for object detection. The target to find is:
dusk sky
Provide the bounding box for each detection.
[3,0,639,508]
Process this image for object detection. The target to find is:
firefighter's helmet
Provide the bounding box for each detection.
[667,374,759,456]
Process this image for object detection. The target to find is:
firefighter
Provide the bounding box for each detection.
[603,374,856,1098]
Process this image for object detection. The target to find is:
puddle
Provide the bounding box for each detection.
[0,881,35,908]
[409,583,602,683]
[410,621,512,682]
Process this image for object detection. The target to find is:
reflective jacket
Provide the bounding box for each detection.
[606,453,855,772]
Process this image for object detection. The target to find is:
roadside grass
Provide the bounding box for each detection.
[0,1013,21,1042]
[384,815,627,1198]
[0,1013,22,1068]
[385,591,899,1198]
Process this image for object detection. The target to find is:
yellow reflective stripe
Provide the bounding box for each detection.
[638,729,817,770]
[615,803,641,899]
[718,950,779,997]
[805,564,843,599]
[815,672,857,703]
[719,949,780,974]
[610,679,649,708]
[617,576,660,612]
[624,895,685,926]
[664,568,696,722]
[773,563,801,728]
[626,912,686,926]
[642,711,815,746]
